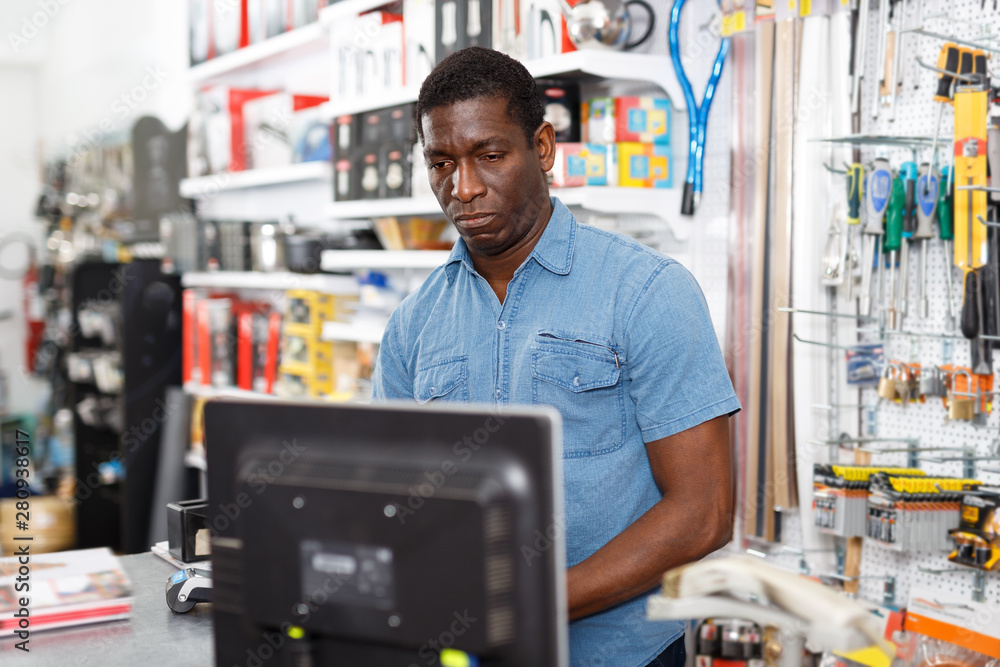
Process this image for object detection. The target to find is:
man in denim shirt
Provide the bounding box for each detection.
[372,47,740,667]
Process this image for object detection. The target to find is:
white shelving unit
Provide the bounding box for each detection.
[326,188,686,238]
[320,249,450,271]
[188,22,327,83]
[322,51,685,120]
[180,161,330,197]
[321,321,387,344]
[181,270,359,294]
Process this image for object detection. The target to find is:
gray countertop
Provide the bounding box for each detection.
[0,552,214,667]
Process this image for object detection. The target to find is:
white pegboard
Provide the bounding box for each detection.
[789,0,1000,611]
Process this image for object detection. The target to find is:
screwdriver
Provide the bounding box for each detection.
[861,158,892,317]
[846,163,864,303]
[915,163,938,320]
[898,161,918,326]
[885,174,905,330]
[939,165,956,329]
[928,43,960,183]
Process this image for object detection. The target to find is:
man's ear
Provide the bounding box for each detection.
[535,121,557,173]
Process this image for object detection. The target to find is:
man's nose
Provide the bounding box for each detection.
[451,162,486,203]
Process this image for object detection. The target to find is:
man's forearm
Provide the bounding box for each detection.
[566,490,731,620]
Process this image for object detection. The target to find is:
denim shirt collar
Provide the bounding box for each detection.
[444,196,575,284]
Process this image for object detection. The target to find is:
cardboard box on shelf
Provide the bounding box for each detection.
[243,93,328,170]
[381,143,413,198]
[190,0,211,66]
[247,0,287,43]
[330,10,405,101]
[522,0,575,59]
[538,80,580,143]
[213,0,245,57]
[405,0,437,84]
[334,154,358,201]
[615,96,671,144]
[493,0,526,59]
[551,143,587,188]
[585,97,616,144]
[356,148,381,199]
[582,143,616,186]
[618,142,670,188]
[383,104,417,145]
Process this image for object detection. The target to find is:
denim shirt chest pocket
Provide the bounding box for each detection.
[530,332,626,457]
[414,356,470,403]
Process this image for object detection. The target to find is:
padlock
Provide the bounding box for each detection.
[949,397,976,420]
[919,366,946,397]
[877,365,897,400]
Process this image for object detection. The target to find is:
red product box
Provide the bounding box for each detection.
[183,290,199,384]
[228,87,281,171]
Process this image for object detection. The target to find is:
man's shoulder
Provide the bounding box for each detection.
[573,221,679,282]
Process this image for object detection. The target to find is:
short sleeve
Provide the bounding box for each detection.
[623,261,741,443]
[371,313,413,401]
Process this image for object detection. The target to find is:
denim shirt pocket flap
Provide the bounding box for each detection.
[414,357,469,403]
[531,348,621,393]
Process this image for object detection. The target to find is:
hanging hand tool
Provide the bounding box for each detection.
[916,163,938,320]
[669,0,730,216]
[851,0,869,116]
[939,165,957,329]
[954,57,989,342]
[989,94,1000,203]
[861,159,892,317]
[845,163,864,302]
[898,161,918,325]
[888,0,907,121]
[885,174,905,330]
[928,43,960,184]
[872,0,891,119]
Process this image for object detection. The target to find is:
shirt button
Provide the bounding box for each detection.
[495,389,502,400]
[573,376,581,387]
[497,320,506,330]
[430,386,436,393]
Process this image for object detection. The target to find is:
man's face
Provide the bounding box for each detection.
[421,95,555,257]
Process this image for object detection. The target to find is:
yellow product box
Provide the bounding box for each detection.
[280,331,334,375]
[617,142,671,188]
[284,290,356,334]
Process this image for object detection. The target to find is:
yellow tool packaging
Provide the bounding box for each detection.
[953,51,990,343]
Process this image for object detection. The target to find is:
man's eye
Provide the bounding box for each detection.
[430,161,448,170]
[483,154,503,162]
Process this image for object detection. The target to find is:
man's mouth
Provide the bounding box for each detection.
[454,213,496,229]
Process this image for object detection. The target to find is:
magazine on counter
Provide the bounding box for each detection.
[0,547,133,636]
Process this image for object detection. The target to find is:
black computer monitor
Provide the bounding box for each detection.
[204,399,568,667]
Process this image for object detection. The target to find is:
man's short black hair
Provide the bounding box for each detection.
[415,47,545,146]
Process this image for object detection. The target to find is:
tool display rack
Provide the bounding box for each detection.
[766,0,1000,612]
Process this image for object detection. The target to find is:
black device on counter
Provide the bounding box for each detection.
[204,400,568,667]
[165,567,213,613]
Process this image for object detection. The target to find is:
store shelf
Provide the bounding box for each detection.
[182,382,283,401]
[320,249,451,271]
[322,51,684,119]
[188,22,326,83]
[321,321,387,344]
[180,161,330,197]
[326,188,686,238]
[181,271,358,293]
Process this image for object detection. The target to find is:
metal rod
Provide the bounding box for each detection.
[792,333,871,350]
[914,57,979,83]
[902,27,1000,54]
[779,307,876,321]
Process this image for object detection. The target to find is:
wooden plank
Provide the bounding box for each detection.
[745,19,776,539]
[771,17,796,513]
